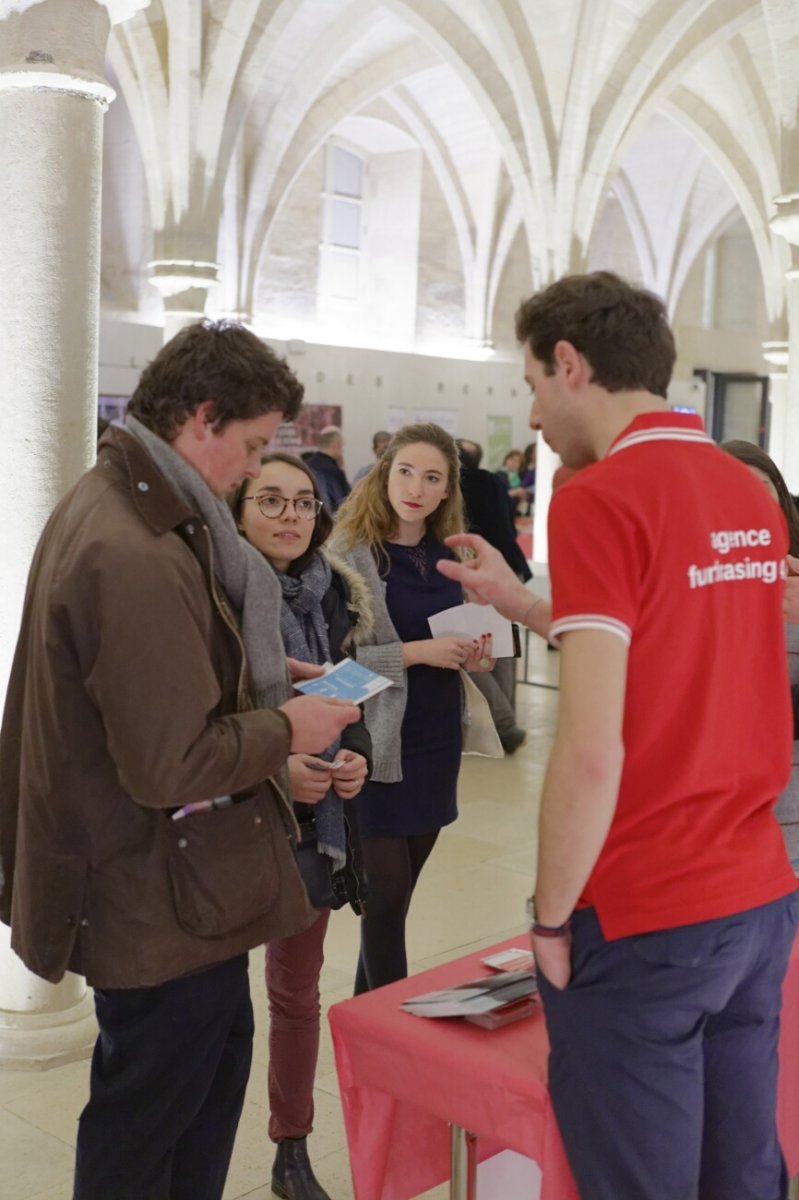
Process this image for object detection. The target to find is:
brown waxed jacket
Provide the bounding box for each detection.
[0,427,313,988]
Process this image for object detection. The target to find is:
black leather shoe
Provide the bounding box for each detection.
[500,726,527,755]
[271,1137,332,1200]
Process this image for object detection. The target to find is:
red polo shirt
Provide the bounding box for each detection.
[548,412,795,939]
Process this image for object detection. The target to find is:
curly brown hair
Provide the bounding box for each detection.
[127,320,304,440]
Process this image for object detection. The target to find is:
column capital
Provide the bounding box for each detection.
[0,62,114,105]
[148,258,221,299]
[762,340,789,373]
[770,194,799,247]
[0,0,147,90]
[0,0,149,23]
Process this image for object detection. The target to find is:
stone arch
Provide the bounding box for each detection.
[663,89,788,320]
[576,0,761,255]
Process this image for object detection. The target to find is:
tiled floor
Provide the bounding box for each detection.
[0,639,558,1200]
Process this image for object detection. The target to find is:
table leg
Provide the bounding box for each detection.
[449,1124,478,1200]
[517,626,531,686]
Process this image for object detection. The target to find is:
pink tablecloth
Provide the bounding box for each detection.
[329,933,799,1200]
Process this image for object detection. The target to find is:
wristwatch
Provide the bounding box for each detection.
[526,895,572,939]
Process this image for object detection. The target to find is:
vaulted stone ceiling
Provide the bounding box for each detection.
[101,0,799,347]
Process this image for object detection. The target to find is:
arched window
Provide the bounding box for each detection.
[318,143,365,301]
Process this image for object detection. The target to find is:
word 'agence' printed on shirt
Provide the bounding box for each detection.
[688,528,786,589]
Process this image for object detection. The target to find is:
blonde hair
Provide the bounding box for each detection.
[334,423,465,568]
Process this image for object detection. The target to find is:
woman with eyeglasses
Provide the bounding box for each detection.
[232,453,373,1200]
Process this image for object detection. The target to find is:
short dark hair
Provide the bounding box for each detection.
[514,271,676,400]
[372,430,390,452]
[229,452,334,576]
[127,320,304,440]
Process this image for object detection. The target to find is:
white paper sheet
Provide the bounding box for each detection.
[427,602,515,657]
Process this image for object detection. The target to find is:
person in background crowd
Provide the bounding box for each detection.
[496,448,533,515]
[0,321,361,1200]
[352,429,391,485]
[438,271,798,1200]
[457,438,528,754]
[331,423,494,993]
[521,440,537,498]
[305,426,350,514]
[233,452,373,1200]
[723,439,799,874]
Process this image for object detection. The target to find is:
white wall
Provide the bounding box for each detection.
[98,319,533,475]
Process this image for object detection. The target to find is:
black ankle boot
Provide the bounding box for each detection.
[271,1137,332,1200]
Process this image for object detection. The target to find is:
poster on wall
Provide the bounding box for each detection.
[270,404,343,454]
[486,415,513,470]
[412,407,458,436]
[387,406,406,433]
[98,394,128,425]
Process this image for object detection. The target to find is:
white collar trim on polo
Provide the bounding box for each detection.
[608,425,713,457]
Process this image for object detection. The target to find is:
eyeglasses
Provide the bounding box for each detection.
[244,494,323,520]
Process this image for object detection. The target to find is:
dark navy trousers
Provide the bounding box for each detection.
[538,894,799,1200]
[73,954,253,1200]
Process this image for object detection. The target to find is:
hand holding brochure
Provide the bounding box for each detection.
[428,602,515,657]
[294,658,393,704]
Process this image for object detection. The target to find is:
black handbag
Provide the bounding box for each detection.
[295,818,349,911]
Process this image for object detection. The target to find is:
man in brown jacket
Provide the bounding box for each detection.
[0,321,360,1200]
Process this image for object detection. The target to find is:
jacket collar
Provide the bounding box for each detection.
[98,426,196,534]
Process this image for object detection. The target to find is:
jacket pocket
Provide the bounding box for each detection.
[167,797,278,937]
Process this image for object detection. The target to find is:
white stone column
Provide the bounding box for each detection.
[781,270,799,493]
[0,0,147,1069]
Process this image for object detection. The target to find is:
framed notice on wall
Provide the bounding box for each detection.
[486,415,513,469]
[387,406,407,433]
[412,407,458,436]
[270,404,343,453]
[98,394,128,425]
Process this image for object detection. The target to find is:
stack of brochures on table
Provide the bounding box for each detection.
[401,970,538,1030]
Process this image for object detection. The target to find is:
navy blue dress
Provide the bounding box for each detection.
[355,536,463,838]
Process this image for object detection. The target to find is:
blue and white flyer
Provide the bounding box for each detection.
[294,658,394,704]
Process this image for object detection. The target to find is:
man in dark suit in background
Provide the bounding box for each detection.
[457,439,529,754]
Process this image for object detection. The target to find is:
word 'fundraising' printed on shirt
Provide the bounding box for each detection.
[688,527,786,589]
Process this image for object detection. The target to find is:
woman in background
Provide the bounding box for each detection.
[233,453,372,1200]
[723,439,799,872]
[497,448,532,515]
[521,441,537,500]
[332,423,493,993]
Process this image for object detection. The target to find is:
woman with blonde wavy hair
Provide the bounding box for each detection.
[332,423,494,992]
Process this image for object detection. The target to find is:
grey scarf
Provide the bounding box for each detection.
[126,416,346,868]
[274,552,346,868]
[125,415,290,711]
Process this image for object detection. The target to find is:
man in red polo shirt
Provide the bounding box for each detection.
[439,271,798,1200]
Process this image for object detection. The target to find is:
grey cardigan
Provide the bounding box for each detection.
[332,540,408,783]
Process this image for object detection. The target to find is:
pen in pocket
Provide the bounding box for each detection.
[172,795,234,821]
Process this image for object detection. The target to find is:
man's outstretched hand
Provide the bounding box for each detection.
[437,534,551,637]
